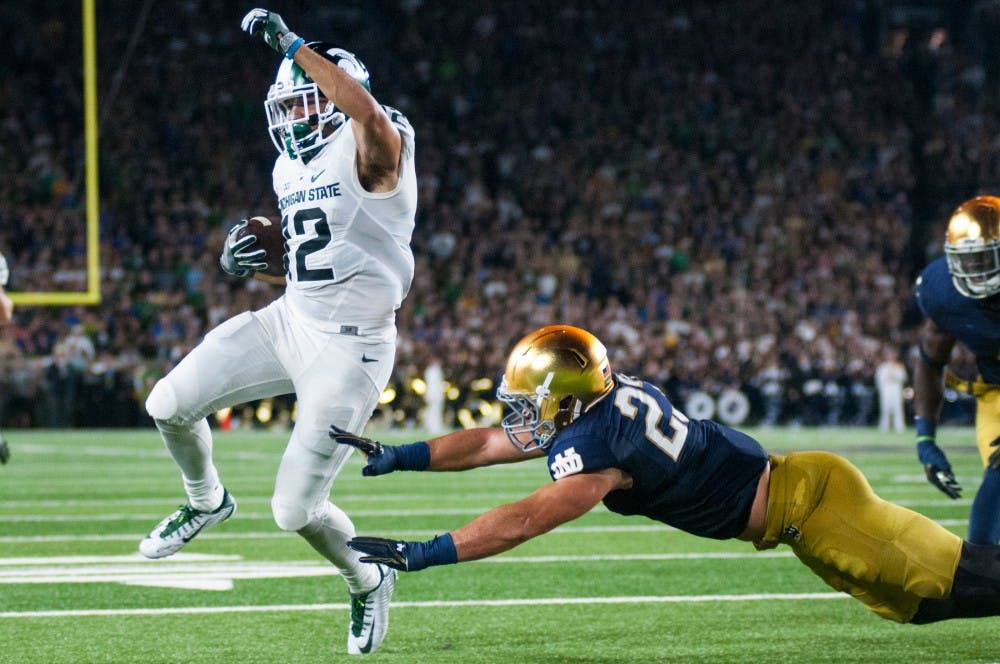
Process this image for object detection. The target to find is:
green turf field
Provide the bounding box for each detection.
[1,426,997,663]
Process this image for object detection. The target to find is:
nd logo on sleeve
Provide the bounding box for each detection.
[550,447,584,479]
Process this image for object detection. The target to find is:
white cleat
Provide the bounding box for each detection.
[347,564,397,655]
[138,489,236,559]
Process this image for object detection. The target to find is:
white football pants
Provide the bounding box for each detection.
[145,295,395,592]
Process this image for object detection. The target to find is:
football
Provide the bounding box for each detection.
[236,215,286,277]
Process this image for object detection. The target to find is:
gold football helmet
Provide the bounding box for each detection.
[945,195,1000,299]
[497,325,614,452]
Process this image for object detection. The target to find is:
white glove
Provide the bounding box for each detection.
[0,253,9,286]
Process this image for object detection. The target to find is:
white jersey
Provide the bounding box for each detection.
[272,106,416,333]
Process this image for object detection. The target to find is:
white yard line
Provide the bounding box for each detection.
[0,519,969,544]
[0,592,849,619]
[0,551,796,591]
[0,524,679,544]
[0,502,973,521]
[0,507,518,522]
[0,493,532,507]
[0,551,794,568]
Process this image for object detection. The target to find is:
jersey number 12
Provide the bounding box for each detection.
[283,207,334,282]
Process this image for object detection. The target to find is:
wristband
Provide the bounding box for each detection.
[915,416,937,440]
[405,533,457,571]
[394,441,431,471]
[282,33,304,59]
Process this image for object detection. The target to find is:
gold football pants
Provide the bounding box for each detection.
[974,386,1000,465]
[944,371,1000,465]
[755,452,963,622]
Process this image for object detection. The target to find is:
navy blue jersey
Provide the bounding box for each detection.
[545,374,768,539]
[916,257,1000,383]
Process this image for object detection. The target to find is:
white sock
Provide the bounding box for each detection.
[155,417,223,511]
[183,474,224,512]
[298,501,378,594]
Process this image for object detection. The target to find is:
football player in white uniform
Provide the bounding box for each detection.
[139,8,416,656]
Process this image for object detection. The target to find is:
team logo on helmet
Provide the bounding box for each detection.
[497,325,613,452]
[945,196,1000,299]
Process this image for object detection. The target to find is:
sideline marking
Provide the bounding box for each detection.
[0,593,849,618]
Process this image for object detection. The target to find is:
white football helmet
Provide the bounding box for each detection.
[945,195,1000,299]
[264,42,370,162]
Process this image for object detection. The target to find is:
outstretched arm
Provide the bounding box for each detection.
[450,469,628,560]
[331,426,544,475]
[348,468,630,570]
[427,427,544,470]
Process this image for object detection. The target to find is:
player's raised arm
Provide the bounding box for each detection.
[330,426,543,476]
[241,8,402,190]
[293,46,401,185]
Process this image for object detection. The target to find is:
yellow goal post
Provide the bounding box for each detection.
[9,0,100,306]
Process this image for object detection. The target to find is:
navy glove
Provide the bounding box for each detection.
[329,425,430,476]
[329,426,398,476]
[240,8,303,56]
[349,536,410,570]
[220,220,268,277]
[348,534,457,572]
[917,438,962,499]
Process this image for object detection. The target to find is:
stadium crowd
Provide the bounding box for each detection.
[1,1,995,429]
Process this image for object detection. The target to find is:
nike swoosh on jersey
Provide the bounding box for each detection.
[310,169,326,182]
[362,354,378,363]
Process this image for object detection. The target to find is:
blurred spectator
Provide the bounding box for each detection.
[43,347,77,427]
[423,358,445,434]
[875,346,908,433]
[1,2,995,429]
